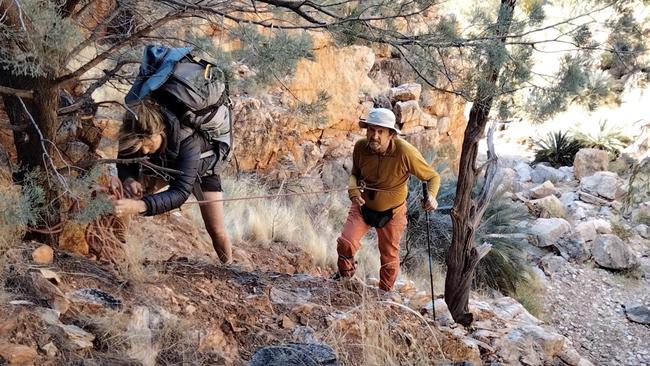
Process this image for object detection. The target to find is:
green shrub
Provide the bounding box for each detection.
[403,177,533,296]
[533,130,585,167]
[574,120,632,157]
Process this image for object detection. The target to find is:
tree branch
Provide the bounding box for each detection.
[0,85,34,99]
[54,11,189,88]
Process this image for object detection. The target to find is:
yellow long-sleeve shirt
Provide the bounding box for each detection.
[348,137,441,212]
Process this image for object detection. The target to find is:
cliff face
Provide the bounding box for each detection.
[231,35,467,181]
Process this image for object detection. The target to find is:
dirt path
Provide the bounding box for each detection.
[543,258,650,365]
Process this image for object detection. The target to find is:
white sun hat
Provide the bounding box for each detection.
[359,108,401,134]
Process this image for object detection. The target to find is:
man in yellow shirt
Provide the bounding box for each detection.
[335,108,441,292]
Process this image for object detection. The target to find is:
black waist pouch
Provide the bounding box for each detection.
[361,205,394,228]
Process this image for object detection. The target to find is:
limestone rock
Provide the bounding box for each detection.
[394,100,422,125]
[40,342,58,358]
[591,218,613,234]
[0,342,37,365]
[558,166,574,181]
[515,162,533,182]
[389,83,422,102]
[48,323,95,351]
[580,171,621,200]
[574,221,597,242]
[625,304,650,325]
[529,195,567,218]
[423,299,454,326]
[540,254,568,276]
[531,164,564,183]
[635,224,649,239]
[574,148,609,179]
[32,245,54,265]
[497,167,517,192]
[631,202,650,224]
[555,238,592,263]
[530,218,571,247]
[270,287,312,305]
[592,234,639,270]
[559,192,577,207]
[249,342,339,366]
[530,180,556,199]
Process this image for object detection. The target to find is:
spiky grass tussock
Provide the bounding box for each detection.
[219,175,383,279]
[533,130,585,168]
[404,175,534,297]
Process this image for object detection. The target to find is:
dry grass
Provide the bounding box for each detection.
[113,220,150,284]
[322,287,442,365]
[81,306,220,365]
[220,176,383,278]
[514,274,546,319]
[0,185,27,262]
[402,260,446,298]
[611,219,635,241]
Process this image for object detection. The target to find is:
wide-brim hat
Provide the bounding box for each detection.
[359,108,401,134]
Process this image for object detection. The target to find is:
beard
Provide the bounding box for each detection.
[368,140,383,153]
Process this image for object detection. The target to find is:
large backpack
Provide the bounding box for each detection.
[125,45,232,164]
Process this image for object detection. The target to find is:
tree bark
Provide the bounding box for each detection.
[444,0,516,327]
[1,73,62,244]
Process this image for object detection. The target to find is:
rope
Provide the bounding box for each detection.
[184,185,395,205]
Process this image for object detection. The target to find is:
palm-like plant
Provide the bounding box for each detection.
[533,130,585,167]
[403,177,532,296]
[574,120,633,157]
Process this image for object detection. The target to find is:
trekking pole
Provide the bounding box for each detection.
[422,182,436,321]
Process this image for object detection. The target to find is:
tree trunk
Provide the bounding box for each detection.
[0,73,62,243]
[444,0,516,327]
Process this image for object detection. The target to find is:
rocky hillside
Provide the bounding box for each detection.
[1,208,596,366]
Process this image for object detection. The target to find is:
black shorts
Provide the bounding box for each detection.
[199,174,222,192]
[196,141,229,193]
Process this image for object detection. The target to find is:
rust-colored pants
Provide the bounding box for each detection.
[336,202,408,291]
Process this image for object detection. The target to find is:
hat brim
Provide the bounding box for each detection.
[359,121,401,135]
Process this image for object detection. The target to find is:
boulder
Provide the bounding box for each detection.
[574,221,597,242]
[529,218,571,247]
[540,254,568,276]
[579,171,620,200]
[249,342,339,366]
[531,164,564,183]
[591,218,613,234]
[0,342,37,365]
[631,201,650,224]
[592,234,639,270]
[514,162,533,182]
[625,304,650,325]
[497,167,517,192]
[574,148,609,179]
[635,224,649,239]
[529,195,567,218]
[559,192,577,207]
[530,180,556,199]
[32,245,54,265]
[555,238,592,263]
[388,83,422,102]
[558,166,574,181]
